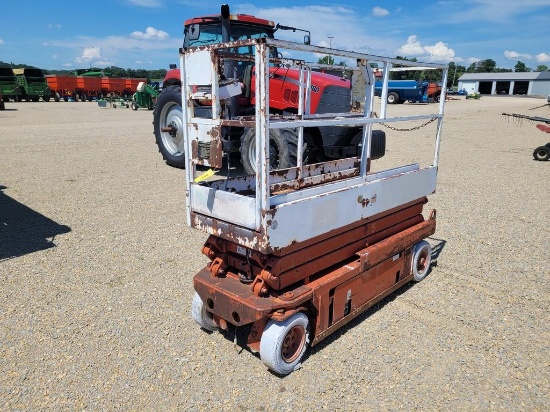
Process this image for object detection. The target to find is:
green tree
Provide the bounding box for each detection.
[317,56,334,65]
[514,61,531,72]
[535,64,549,72]
[478,59,496,72]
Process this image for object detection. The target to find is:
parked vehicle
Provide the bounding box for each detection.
[153,7,385,170]
[0,67,22,102]
[374,80,429,104]
[131,82,160,110]
[13,68,51,102]
[46,74,146,102]
[426,82,443,102]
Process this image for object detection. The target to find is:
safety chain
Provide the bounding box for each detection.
[371,112,437,132]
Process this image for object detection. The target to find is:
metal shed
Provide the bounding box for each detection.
[458,72,550,97]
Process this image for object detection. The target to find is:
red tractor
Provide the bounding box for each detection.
[153,4,385,172]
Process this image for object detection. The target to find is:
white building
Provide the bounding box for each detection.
[458,72,550,96]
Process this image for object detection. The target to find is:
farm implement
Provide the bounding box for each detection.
[502,113,550,161]
[46,74,146,102]
[131,82,160,110]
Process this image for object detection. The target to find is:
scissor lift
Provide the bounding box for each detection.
[180,38,448,374]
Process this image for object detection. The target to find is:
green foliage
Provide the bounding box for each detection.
[514,61,531,72]
[317,56,335,65]
[0,61,167,82]
[535,64,548,72]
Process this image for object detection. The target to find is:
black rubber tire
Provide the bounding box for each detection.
[153,85,186,168]
[240,128,299,175]
[387,92,399,104]
[0,100,5,110]
[545,142,550,148]
[131,102,138,110]
[533,146,550,161]
[350,129,386,160]
[80,93,87,102]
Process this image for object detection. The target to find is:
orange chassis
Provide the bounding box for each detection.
[193,198,435,353]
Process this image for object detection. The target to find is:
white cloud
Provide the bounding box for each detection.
[424,41,455,62]
[0,38,4,46]
[395,35,455,63]
[504,50,533,60]
[372,7,390,17]
[126,0,162,7]
[75,46,102,63]
[94,60,115,68]
[130,27,169,40]
[535,53,550,63]
[396,35,425,56]
[48,24,62,29]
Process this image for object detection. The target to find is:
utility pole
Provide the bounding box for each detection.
[327,35,334,65]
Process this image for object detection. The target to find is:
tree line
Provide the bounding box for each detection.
[3,57,549,88]
[317,56,549,88]
[0,61,167,81]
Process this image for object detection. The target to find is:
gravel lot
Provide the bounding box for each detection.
[1,96,549,411]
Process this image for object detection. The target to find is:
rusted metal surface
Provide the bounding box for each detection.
[182,36,446,364]
[181,37,446,248]
[192,208,436,348]
[193,267,313,326]
[191,198,427,256]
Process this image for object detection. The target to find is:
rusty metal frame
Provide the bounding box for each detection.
[181,38,446,361]
[179,38,447,253]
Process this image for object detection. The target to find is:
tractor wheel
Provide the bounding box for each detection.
[411,240,432,282]
[153,85,186,169]
[54,93,60,102]
[191,292,217,331]
[80,93,87,102]
[533,146,550,161]
[0,100,4,110]
[349,129,386,160]
[131,102,138,111]
[240,127,299,175]
[260,312,310,375]
[545,142,550,148]
[387,92,399,104]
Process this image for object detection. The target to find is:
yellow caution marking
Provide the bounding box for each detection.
[194,169,215,183]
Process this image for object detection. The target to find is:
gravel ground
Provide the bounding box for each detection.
[1,96,548,411]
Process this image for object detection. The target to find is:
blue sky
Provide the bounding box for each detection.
[1,0,548,71]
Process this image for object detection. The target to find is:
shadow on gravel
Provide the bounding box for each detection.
[199,236,448,377]
[0,185,71,260]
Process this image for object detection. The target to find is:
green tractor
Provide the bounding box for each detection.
[131,81,160,110]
